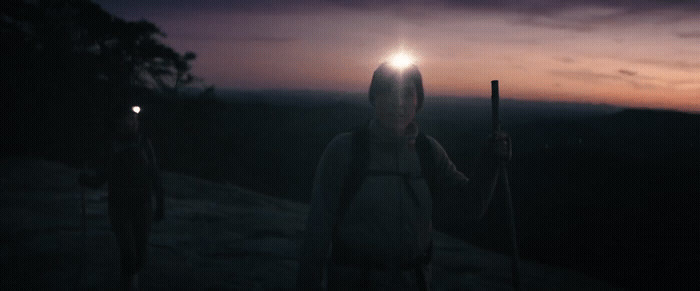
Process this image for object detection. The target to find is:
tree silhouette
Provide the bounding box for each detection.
[1,0,199,163]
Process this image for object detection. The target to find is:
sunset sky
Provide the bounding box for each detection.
[94,0,699,112]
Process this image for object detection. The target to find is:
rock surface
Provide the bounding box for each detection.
[1,157,612,289]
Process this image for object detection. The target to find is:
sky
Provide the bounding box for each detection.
[93,0,699,112]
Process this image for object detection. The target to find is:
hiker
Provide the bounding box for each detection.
[80,104,164,290]
[296,62,511,290]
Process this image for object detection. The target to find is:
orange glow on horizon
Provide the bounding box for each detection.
[129,4,698,113]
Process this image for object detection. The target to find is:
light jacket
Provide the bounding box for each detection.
[297,120,493,290]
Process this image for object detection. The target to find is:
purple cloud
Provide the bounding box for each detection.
[676,31,700,38]
[619,69,637,76]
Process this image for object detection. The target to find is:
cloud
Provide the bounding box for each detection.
[517,16,596,32]
[554,57,576,63]
[676,31,700,38]
[670,79,700,90]
[551,69,658,89]
[442,0,700,15]
[223,36,296,43]
[552,69,622,81]
[165,32,297,43]
[240,37,296,43]
[93,0,700,38]
[634,59,700,72]
[619,69,637,76]
[95,0,700,15]
[93,0,699,35]
[438,1,700,32]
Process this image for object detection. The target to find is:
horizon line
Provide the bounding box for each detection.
[177,87,698,114]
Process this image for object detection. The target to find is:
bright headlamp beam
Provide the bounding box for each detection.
[389,53,414,69]
[132,106,141,114]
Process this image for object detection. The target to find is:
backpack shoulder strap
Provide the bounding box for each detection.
[415,132,437,191]
[332,125,371,261]
[334,125,370,231]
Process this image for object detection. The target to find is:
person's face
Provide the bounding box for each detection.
[374,81,418,135]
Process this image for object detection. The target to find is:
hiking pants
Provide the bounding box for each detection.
[327,261,431,291]
[108,188,152,276]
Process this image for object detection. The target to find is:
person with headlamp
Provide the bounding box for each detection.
[297,58,511,290]
[80,103,164,290]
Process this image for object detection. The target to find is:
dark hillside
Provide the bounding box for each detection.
[491,109,700,289]
[135,92,698,288]
[5,84,697,288]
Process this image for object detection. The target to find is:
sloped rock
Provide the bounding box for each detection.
[1,157,612,289]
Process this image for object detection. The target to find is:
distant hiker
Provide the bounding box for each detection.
[297,62,511,290]
[80,104,164,290]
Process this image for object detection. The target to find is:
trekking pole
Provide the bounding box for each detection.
[73,162,88,290]
[81,163,87,244]
[491,80,522,290]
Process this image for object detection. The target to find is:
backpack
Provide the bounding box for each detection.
[331,125,437,267]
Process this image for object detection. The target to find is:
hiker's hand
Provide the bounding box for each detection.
[154,206,164,222]
[488,131,512,162]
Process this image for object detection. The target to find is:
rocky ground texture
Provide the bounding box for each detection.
[1,157,612,290]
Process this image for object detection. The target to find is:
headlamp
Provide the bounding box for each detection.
[389,53,414,69]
